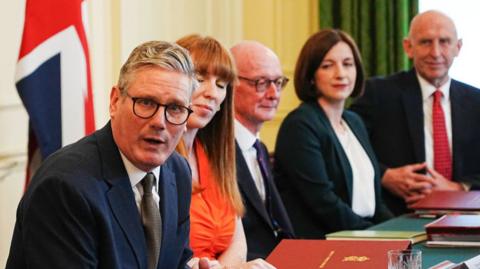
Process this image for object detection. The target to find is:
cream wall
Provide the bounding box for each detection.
[0,0,318,266]
[243,0,318,150]
[0,0,28,266]
[90,0,318,150]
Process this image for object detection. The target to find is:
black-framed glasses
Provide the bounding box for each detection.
[238,76,289,93]
[127,94,193,125]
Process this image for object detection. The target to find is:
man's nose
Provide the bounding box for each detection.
[149,106,167,129]
[430,41,442,57]
[264,81,280,98]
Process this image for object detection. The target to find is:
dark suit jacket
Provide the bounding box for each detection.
[350,69,480,215]
[6,123,192,269]
[235,141,294,260]
[274,102,392,239]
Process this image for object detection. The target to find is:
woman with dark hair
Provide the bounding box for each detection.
[274,29,392,239]
[177,35,276,269]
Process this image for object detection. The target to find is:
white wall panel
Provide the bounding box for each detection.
[0,0,27,266]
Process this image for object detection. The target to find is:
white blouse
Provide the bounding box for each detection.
[334,120,375,217]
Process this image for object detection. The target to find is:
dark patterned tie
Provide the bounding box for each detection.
[432,90,452,180]
[253,139,269,182]
[253,139,286,238]
[141,172,162,269]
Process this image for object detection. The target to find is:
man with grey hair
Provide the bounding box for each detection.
[7,41,201,269]
[351,10,480,215]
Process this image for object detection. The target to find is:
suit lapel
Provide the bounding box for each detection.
[157,163,178,265]
[401,71,425,163]
[107,181,146,268]
[346,116,375,168]
[450,81,466,179]
[344,114,382,199]
[314,104,354,201]
[97,123,146,268]
[235,142,273,228]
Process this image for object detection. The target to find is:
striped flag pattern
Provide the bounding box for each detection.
[15,0,95,187]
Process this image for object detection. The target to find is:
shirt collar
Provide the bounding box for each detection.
[119,152,161,190]
[234,119,258,151]
[416,72,451,102]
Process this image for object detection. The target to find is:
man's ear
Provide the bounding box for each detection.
[455,38,463,57]
[109,86,120,118]
[402,38,414,59]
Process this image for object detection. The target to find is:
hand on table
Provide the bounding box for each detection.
[382,163,435,199]
[427,167,464,191]
[404,166,466,205]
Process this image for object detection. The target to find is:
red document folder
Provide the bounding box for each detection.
[266,239,411,269]
[425,215,480,246]
[409,191,480,212]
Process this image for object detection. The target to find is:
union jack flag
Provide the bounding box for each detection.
[15,0,95,187]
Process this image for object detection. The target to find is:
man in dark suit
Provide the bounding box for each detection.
[6,41,209,269]
[351,10,480,215]
[230,41,294,260]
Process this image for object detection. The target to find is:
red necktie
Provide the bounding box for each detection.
[432,90,452,180]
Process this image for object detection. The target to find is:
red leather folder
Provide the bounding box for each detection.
[409,191,480,212]
[266,239,411,269]
[425,215,480,244]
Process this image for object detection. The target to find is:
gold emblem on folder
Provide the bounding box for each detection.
[342,256,370,262]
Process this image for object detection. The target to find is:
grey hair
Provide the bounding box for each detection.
[117,40,198,96]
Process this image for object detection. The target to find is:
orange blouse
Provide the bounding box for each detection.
[189,140,236,260]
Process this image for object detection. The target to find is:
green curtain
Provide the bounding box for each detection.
[319,0,418,77]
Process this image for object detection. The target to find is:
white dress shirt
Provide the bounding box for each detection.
[234,120,266,203]
[418,73,452,170]
[335,120,375,217]
[120,152,161,213]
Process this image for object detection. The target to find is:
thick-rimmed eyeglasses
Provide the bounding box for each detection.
[238,76,289,93]
[127,94,193,125]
